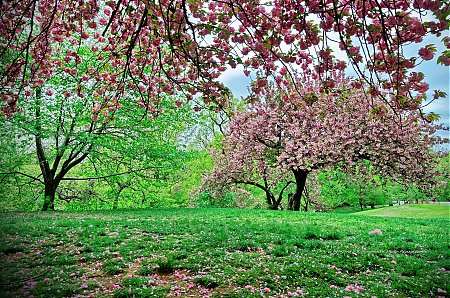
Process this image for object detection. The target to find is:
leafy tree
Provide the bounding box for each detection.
[207,73,436,211]
[0,76,196,210]
[318,170,358,210]
[433,153,450,201]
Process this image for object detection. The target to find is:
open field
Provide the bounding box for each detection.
[355,204,450,219]
[0,208,448,297]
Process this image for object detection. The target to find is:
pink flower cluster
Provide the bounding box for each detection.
[368,229,383,235]
[0,0,447,118]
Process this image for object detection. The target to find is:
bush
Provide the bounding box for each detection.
[196,191,236,208]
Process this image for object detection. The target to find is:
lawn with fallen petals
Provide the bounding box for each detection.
[0,208,448,297]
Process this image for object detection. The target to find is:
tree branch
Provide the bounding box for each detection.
[0,171,44,184]
[61,166,163,181]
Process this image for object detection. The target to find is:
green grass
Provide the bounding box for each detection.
[354,204,450,219]
[0,208,448,297]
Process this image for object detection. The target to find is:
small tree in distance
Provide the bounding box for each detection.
[207,72,436,211]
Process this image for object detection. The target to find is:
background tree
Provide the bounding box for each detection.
[0,75,196,210]
[207,72,437,211]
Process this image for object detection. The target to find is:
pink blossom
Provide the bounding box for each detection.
[109,284,120,290]
[368,229,383,235]
[391,260,397,265]
[345,284,355,292]
[418,47,434,60]
[174,272,186,279]
[45,89,54,96]
[263,287,271,293]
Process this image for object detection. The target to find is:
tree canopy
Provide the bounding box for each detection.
[1,0,449,118]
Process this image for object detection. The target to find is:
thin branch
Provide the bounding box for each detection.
[0,171,44,184]
[61,166,162,181]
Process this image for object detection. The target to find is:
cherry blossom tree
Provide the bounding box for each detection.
[1,0,448,118]
[206,142,294,209]
[208,72,436,211]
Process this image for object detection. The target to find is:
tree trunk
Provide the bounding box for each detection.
[292,169,308,211]
[42,181,57,211]
[358,187,364,210]
[112,182,130,209]
[288,193,294,210]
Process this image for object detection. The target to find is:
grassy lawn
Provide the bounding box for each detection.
[355,204,450,219]
[0,208,448,297]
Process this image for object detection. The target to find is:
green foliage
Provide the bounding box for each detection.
[0,91,211,211]
[316,163,443,211]
[434,153,450,201]
[195,191,236,208]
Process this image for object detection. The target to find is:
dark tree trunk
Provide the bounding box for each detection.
[42,181,58,211]
[358,187,364,210]
[292,169,308,211]
[304,196,309,212]
[266,192,280,210]
[288,193,294,210]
